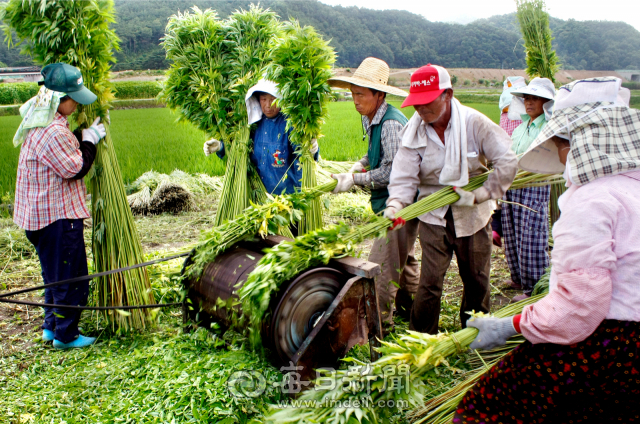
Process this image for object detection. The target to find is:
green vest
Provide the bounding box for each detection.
[368,104,408,214]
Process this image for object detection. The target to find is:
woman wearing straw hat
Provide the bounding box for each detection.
[458,77,640,423]
[328,57,418,328]
[501,77,556,301]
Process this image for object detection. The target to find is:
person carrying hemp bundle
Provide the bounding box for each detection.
[13,63,106,349]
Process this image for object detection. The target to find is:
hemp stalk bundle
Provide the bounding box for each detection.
[516,0,559,82]
[265,20,336,234]
[161,5,281,226]
[1,0,154,330]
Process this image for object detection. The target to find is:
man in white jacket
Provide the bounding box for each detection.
[385,64,518,334]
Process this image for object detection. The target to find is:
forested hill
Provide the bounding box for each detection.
[1,0,639,72]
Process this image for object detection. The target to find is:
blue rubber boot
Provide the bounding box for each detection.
[42,329,54,342]
[53,335,96,349]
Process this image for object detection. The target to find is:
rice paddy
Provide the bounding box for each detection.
[0,101,501,196]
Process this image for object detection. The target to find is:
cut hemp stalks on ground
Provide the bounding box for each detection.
[161,5,281,227]
[266,294,546,423]
[1,0,154,330]
[266,20,336,234]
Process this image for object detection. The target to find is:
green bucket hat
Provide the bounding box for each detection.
[40,63,97,105]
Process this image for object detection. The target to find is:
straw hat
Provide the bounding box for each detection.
[328,57,408,97]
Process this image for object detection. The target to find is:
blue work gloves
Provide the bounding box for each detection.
[467,316,518,350]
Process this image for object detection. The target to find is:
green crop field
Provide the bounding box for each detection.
[0,101,501,195]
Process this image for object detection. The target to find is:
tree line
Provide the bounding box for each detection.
[1,0,639,72]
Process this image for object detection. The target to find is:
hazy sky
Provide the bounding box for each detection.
[319,0,640,31]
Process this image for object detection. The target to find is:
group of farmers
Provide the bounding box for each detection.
[12,53,640,420]
[206,57,640,420]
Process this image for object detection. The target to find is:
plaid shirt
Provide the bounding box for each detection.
[499,112,522,137]
[14,112,90,231]
[353,102,404,188]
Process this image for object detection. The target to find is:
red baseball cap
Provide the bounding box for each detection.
[401,64,452,108]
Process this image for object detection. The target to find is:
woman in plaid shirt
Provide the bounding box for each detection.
[13,63,106,349]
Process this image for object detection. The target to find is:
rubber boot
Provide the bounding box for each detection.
[53,335,96,349]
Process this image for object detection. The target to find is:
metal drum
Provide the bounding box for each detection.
[183,243,347,366]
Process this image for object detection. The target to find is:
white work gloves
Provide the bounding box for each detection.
[453,186,491,207]
[331,173,354,194]
[467,316,519,350]
[310,138,319,155]
[349,161,366,174]
[203,139,222,156]
[82,117,106,145]
[383,200,405,231]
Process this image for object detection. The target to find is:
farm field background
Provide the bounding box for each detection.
[0,101,499,195]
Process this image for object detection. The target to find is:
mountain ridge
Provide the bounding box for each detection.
[1,1,638,71]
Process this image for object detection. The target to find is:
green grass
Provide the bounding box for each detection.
[0,101,501,195]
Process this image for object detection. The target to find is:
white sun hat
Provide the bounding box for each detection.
[499,76,526,113]
[508,77,556,121]
[245,79,281,125]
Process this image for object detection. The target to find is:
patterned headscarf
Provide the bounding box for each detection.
[14,86,66,147]
[518,77,640,185]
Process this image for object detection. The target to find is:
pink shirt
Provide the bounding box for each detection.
[520,171,640,345]
[499,112,522,137]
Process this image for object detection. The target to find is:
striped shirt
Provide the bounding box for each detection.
[13,112,90,231]
[353,102,404,188]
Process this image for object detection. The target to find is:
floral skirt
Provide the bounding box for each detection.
[454,320,640,423]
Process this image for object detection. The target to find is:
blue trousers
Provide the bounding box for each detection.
[25,219,89,343]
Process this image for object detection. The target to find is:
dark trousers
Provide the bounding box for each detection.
[491,209,502,237]
[25,219,89,343]
[410,209,492,334]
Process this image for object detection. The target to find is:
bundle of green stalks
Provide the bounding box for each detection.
[1,0,154,330]
[407,268,553,423]
[184,182,336,280]
[516,0,559,82]
[265,20,336,234]
[266,294,546,423]
[239,170,563,344]
[162,5,281,226]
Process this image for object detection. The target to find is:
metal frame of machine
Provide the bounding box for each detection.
[181,235,383,383]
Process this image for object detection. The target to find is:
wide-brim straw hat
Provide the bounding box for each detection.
[328,57,408,97]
